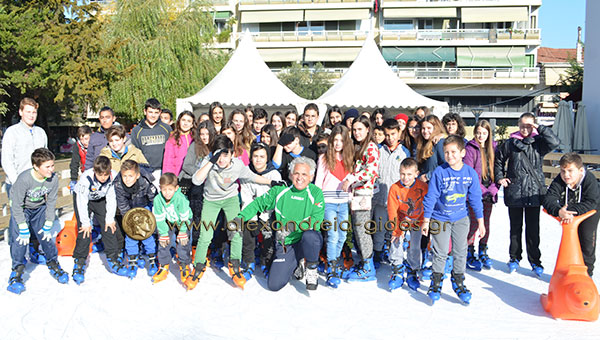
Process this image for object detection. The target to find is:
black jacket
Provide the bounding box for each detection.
[494,125,560,207]
[114,169,157,215]
[543,170,600,217]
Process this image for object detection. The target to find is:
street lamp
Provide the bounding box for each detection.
[471,107,484,123]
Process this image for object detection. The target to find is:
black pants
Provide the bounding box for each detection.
[508,206,541,266]
[242,227,260,265]
[187,184,204,247]
[267,230,323,292]
[579,211,599,276]
[73,195,124,260]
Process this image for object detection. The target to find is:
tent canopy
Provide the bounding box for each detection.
[317,37,449,116]
[176,33,308,115]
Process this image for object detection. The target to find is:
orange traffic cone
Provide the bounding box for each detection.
[541,209,599,321]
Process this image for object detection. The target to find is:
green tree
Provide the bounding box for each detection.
[558,58,584,95]
[278,62,334,100]
[0,1,119,126]
[104,0,228,121]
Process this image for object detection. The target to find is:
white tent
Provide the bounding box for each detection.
[176,33,312,115]
[317,38,449,116]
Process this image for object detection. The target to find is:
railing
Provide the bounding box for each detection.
[380,28,541,41]
[393,67,540,81]
[250,30,369,42]
[450,104,529,114]
[240,0,371,4]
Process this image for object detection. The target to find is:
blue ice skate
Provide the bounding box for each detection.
[47,260,69,284]
[531,263,544,278]
[388,264,405,291]
[346,257,376,282]
[478,246,492,269]
[451,273,471,305]
[7,265,26,295]
[72,258,87,285]
[507,258,519,273]
[406,269,420,291]
[29,244,47,265]
[427,273,443,304]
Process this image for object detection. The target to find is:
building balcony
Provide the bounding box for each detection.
[247,30,369,47]
[394,67,539,84]
[379,28,541,46]
[381,0,542,8]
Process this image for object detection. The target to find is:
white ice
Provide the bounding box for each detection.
[0,191,598,340]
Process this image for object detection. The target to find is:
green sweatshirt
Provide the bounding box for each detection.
[152,188,192,237]
[238,183,324,245]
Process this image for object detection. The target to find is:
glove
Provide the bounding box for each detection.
[158,235,170,248]
[69,180,77,194]
[277,134,295,147]
[209,149,225,164]
[177,232,189,246]
[16,223,30,246]
[38,220,54,242]
[270,180,287,187]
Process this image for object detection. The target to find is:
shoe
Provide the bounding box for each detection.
[451,272,472,304]
[108,257,129,276]
[531,263,544,277]
[388,264,406,291]
[147,254,158,276]
[427,272,444,303]
[507,258,519,273]
[347,257,376,282]
[126,255,138,279]
[406,269,420,291]
[179,262,190,282]
[305,263,318,290]
[293,259,306,280]
[47,260,69,284]
[72,258,87,285]
[184,262,207,290]
[228,259,246,289]
[7,265,26,294]
[478,245,492,269]
[242,262,255,281]
[326,259,341,288]
[29,244,47,265]
[466,246,482,271]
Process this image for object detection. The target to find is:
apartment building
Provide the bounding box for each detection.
[93,0,543,120]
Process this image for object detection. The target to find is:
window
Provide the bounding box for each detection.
[383,19,413,30]
[418,19,433,30]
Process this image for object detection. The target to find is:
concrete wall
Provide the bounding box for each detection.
[583,0,600,153]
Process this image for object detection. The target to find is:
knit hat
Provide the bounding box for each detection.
[343,108,359,125]
[394,113,409,123]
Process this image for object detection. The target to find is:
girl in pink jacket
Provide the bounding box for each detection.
[162,111,196,176]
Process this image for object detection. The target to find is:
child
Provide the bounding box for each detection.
[543,153,600,277]
[314,132,329,156]
[421,136,485,304]
[184,135,282,290]
[240,143,282,280]
[387,158,428,291]
[442,113,467,139]
[272,126,317,184]
[8,148,66,294]
[151,173,193,283]
[494,112,560,275]
[463,119,499,270]
[99,125,149,172]
[373,125,385,146]
[372,119,410,269]
[113,160,158,278]
[252,108,268,139]
[72,156,127,283]
[315,125,353,288]
[69,125,93,188]
[417,115,445,182]
[162,110,195,176]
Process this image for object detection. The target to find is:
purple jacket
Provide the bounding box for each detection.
[463,139,499,200]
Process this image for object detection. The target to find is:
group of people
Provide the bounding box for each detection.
[3,97,598,305]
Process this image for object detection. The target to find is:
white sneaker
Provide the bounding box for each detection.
[305,265,318,291]
[293,259,305,280]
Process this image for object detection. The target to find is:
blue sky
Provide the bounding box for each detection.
[539,0,586,48]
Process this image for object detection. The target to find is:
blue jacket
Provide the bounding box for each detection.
[423,162,483,222]
[419,138,445,181]
[113,169,157,215]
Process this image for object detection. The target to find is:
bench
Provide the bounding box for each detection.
[543,153,600,186]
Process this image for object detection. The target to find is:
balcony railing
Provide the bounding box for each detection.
[251,30,369,42]
[380,28,540,41]
[393,67,540,81]
[240,0,371,4]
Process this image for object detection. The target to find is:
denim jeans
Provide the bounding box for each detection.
[324,202,349,262]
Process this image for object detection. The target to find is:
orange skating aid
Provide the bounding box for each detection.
[57,214,92,256]
[228,260,246,290]
[541,209,599,321]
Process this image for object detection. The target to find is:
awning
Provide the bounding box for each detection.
[305,47,361,62]
[457,47,526,67]
[211,11,232,20]
[305,9,370,21]
[241,10,303,23]
[461,7,529,23]
[384,8,457,18]
[383,47,455,62]
[257,48,304,62]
